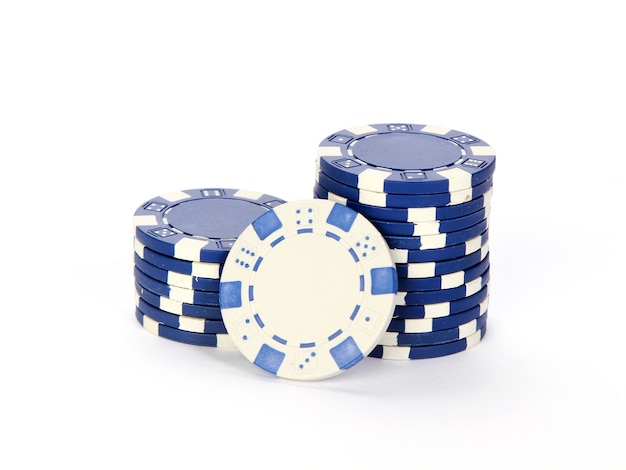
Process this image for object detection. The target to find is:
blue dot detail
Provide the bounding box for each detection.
[308,219,312,224]
[299,364,304,369]
[296,209,301,214]
[243,335,248,340]
[305,358,310,363]
[245,319,250,324]
[365,316,371,322]
[245,263,250,268]
[311,352,316,357]
[356,242,361,247]
[297,220,301,225]
[364,244,368,249]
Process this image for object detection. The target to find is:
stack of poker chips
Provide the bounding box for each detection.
[314,123,495,360]
[132,188,286,348]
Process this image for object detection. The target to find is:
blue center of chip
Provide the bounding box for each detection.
[351,133,461,170]
[166,198,269,239]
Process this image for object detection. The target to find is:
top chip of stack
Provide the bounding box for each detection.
[314,123,495,360]
[132,188,287,348]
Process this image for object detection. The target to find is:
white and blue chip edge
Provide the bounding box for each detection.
[219,199,398,381]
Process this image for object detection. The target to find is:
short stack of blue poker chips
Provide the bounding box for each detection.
[314,123,496,359]
[132,188,287,347]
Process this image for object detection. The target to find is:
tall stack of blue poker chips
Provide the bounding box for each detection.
[314,123,495,360]
[132,188,287,348]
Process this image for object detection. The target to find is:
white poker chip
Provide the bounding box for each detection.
[219,199,398,381]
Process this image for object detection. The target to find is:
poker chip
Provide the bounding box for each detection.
[379,312,488,347]
[219,199,398,381]
[132,123,495,375]
[136,294,227,334]
[316,123,495,195]
[134,188,286,262]
[317,170,493,209]
[387,299,488,333]
[133,188,286,348]
[315,123,495,360]
[369,325,487,360]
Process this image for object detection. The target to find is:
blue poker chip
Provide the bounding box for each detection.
[314,183,493,223]
[369,206,489,237]
[379,312,488,347]
[134,266,220,306]
[369,324,487,360]
[387,299,488,333]
[135,308,234,347]
[383,217,488,250]
[398,268,489,305]
[134,254,220,291]
[389,230,488,264]
[135,238,223,278]
[134,188,286,262]
[317,170,493,209]
[393,284,489,319]
[397,254,490,291]
[135,295,227,334]
[393,243,489,280]
[135,282,222,320]
[317,123,496,195]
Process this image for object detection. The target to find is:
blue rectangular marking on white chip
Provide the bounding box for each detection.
[349,305,360,321]
[326,203,357,232]
[359,275,364,291]
[300,342,315,348]
[330,337,363,370]
[219,281,242,309]
[370,267,398,295]
[253,256,263,272]
[297,228,313,234]
[348,248,359,262]
[248,285,254,301]
[273,335,287,345]
[325,231,340,241]
[270,236,285,247]
[254,344,285,375]
[252,210,283,241]
[254,313,264,328]
[328,329,342,341]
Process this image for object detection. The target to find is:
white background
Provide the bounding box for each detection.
[1,1,625,469]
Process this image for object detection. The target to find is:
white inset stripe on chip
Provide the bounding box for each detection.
[234,189,263,200]
[347,124,377,135]
[178,316,205,333]
[437,167,473,192]
[419,233,446,249]
[174,238,209,261]
[390,249,408,264]
[441,271,465,289]
[191,262,221,278]
[404,318,433,333]
[420,125,451,135]
[317,146,343,157]
[134,238,146,257]
[382,346,411,360]
[359,190,387,207]
[449,187,473,205]
[407,262,435,278]
[412,221,440,236]
[470,146,496,156]
[168,284,194,304]
[465,236,483,255]
[143,315,160,335]
[133,215,158,228]
[161,191,192,203]
[168,271,192,289]
[160,296,182,315]
[459,318,478,337]
[466,328,483,347]
[358,168,392,192]
[465,277,484,297]
[326,190,347,205]
[424,302,451,318]
[406,207,437,223]
[217,334,235,348]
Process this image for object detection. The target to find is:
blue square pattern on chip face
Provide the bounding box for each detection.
[330,336,364,370]
[252,210,283,241]
[326,203,357,233]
